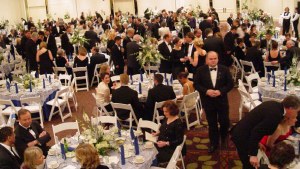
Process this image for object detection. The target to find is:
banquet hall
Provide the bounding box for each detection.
[0,0,300,169]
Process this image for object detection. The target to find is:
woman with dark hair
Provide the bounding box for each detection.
[170,37,186,79]
[250,24,258,35]
[96,72,112,112]
[265,41,282,72]
[259,142,295,169]
[152,100,184,166]
[177,72,195,107]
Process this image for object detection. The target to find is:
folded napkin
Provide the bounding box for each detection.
[138,82,142,94]
[120,145,125,165]
[29,80,32,92]
[15,83,18,93]
[130,128,139,155]
[140,72,143,82]
[43,79,45,89]
[6,80,10,92]
[60,143,66,160]
[62,165,76,169]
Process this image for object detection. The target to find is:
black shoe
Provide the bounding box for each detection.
[208,145,218,153]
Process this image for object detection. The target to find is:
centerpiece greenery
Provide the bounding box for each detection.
[287,57,300,86]
[86,12,93,21]
[248,9,261,21]
[22,74,36,89]
[70,29,89,46]
[0,20,9,30]
[64,12,70,20]
[80,112,118,156]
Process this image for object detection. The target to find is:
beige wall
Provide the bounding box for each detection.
[0,0,26,24]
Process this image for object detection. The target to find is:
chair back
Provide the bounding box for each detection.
[111,75,120,82]
[137,118,160,132]
[52,120,80,144]
[263,61,280,76]
[261,96,282,102]
[240,59,256,86]
[91,115,117,126]
[20,96,44,127]
[53,67,67,76]
[166,145,183,169]
[181,91,201,130]
[72,66,89,91]
[0,99,18,114]
[111,102,138,128]
[91,93,113,116]
[245,72,261,93]
[59,74,72,87]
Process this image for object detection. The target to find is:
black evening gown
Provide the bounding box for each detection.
[39,50,53,74]
[74,57,89,84]
[156,118,185,164]
[171,49,185,79]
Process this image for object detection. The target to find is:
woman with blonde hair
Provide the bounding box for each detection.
[36,41,54,74]
[21,146,45,169]
[188,38,206,74]
[75,143,109,169]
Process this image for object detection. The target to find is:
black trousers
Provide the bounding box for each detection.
[283,20,290,35]
[231,137,255,169]
[114,65,124,75]
[204,104,230,146]
[293,21,299,39]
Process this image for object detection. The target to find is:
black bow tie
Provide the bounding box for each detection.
[27,126,32,131]
[210,68,217,71]
[189,44,193,46]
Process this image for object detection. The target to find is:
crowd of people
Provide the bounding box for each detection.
[0,4,300,169]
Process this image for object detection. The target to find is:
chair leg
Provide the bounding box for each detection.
[180,153,185,169]
[57,102,64,122]
[185,109,190,130]
[48,103,56,121]
[39,109,44,128]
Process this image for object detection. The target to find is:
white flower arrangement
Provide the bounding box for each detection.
[287,57,300,86]
[0,20,9,30]
[64,12,70,20]
[70,29,89,46]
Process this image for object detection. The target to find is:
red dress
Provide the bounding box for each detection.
[260,129,292,156]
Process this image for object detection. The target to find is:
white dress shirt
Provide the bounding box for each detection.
[20,123,36,138]
[165,41,172,53]
[187,43,194,57]
[209,66,218,88]
[0,143,19,157]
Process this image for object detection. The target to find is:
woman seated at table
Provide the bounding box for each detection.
[152,100,184,166]
[56,48,69,67]
[259,110,296,156]
[75,143,109,169]
[177,72,195,107]
[265,41,282,72]
[96,72,113,112]
[74,47,89,84]
[36,42,54,74]
[21,146,45,169]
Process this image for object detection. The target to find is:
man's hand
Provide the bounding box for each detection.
[27,140,38,147]
[180,58,186,62]
[156,141,168,148]
[249,156,259,169]
[39,131,47,138]
[213,90,221,97]
[206,89,215,97]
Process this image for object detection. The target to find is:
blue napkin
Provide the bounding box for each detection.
[67,147,75,151]
[272,70,275,87]
[6,80,10,92]
[15,83,18,93]
[29,80,32,92]
[170,75,173,84]
[130,128,135,139]
[60,143,66,160]
[165,78,169,86]
[49,76,51,83]
[267,73,270,84]
[140,71,143,82]
[35,71,39,78]
[7,54,10,63]
[284,67,287,91]
[120,145,125,165]
[138,82,142,94]
[130,128,140,155]
[45,72,47,78]
[11,44,15,60]
[43,78,46,89]
[164,73,167,80]
[130,74,133,84]
[117,121,121,137]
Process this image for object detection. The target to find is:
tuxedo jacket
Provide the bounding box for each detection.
[51,25,65,37]
[84,30,99,50]
[15,121,51,160]
[224,31,238,52]
[88,53,108,83]
[245,47,264,76]
[111,86,142,120]
[203,36,225,64]
[134,23,146,37]
[260,39,276,50]
[199,20,212,38]
[61,33,74,55]
[126,41,141,69]
[111,44,124,67]
[0,144,21,169]
[194,64,233,110]
[25,39,38,71]
[46,34,58,58]
[158,42,173,73]
[123,36,132,59]
[231,101,285,156]
[182,43,196,57]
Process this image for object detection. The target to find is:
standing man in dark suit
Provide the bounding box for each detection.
[61,26,74,57]
[111,36,124,75]
[183,32,196,73]
[194,51,233,153]
[111,74,143,120]
[0,126,22,169]
[203,28,225,65]
[15,109,51,161]
[127,34,142,75]
[158,33,173,73]
[145,74,176,120]
[45,28,57,59]
[89,46,108,84]
[292,8,299,39]
[84,26,100,52]
[224,26,238,66]
[20,30,31,59]
[231,95,300,169]
[123,28,134,60]
[51,22,65,37]
[227,13,234,26]
[134,18,146,37]
[199,16,212,39]
[25,32,38,72]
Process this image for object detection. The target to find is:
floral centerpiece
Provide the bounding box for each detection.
[144,8,153,20]
[248,9,261,22]
[100,31,108,47]
[15,22,24,32]
[80,112,118,156]
[136,37,164,67]
[22,74,36,89]
[64,12,70,20]
[86,12,93,21]
[0,20,9,30]
[70,29,89,46]
[287,57,300,86]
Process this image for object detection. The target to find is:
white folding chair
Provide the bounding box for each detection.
[110,75,120,82]
[20,96,44,128]
[245,72,261,93]
[46,87,72,122]
[111,102,138,129]
[131,74,147,83]
[0,99,21,121]
[91,93,113,116]
[91,64,103,85]
[153,98,177,124]
[238,79,260,101]
[72,66,89,92]
[11,61,25,76]
[137,118,160,133]
[178,135,187,169]
[257,149,270,165]
[181,91,201,130]
[237,87,262,120]
[261,96,282,102]
[263,61,280,77]
[150,145,183,169]
[240,59,256,86]
[91,115,117,126]
[59,78,78,111]
[52,120,80,144]
[53,67,67,77]
[231,55,242,82]
[59,74,72,88]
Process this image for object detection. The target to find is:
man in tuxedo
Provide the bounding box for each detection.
[127,34,142,75]
[111,36,124,75]
[231,95,300,169]
[61,26,74,57]
[260,30,276,50]
[15,109,51,161]
[282,33,298,47]
[194,51,233,153]
[224,26,238,66]
[51,22,64,37]
[151,16,160,39]
[0,126,22,169]
[111,74,143,120]
[227,13,234,26]
[88,46,108,84]
[134,18,146,37]
[45,28,58,59]
[84,26,100,52]
[199,16,212,39]
[203,28,225,65]
[145,74,176,121]
[183,32,196,73]
[158,33,173,73]
[123,28,134,60]
[20,30,31,58]
[25,32,38,72]
[279,40,300,69]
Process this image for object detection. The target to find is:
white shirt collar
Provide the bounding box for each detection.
[19,123,30,130]
[0,143,11,150]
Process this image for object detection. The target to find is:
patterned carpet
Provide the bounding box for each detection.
[184,122,242,169]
